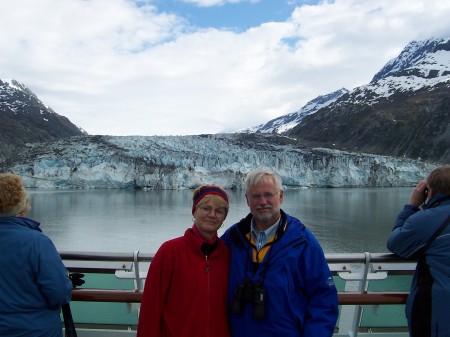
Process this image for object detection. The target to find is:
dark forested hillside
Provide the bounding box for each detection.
[286,82,450,163]
[282,38,450,163]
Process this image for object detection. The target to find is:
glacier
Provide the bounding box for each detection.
[7,134,436,190]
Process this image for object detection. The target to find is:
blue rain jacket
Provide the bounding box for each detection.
[387,194,450,337]
[0,217,73,337]
[221,210,338,337]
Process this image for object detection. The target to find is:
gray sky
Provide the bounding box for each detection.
[1,0,449,136]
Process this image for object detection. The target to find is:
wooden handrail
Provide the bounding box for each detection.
[72,289,142,303]
[338,291,408,305]
[71,289,408,305]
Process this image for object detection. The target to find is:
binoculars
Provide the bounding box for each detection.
[231,280,266,320]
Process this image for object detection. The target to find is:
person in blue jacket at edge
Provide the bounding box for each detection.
[0,173,74,337]
[221,169,338,337]
[387,165,450,337]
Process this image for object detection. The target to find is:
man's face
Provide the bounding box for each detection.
[246,175,283,230]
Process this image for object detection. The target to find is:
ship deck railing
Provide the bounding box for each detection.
[61,251,415,337]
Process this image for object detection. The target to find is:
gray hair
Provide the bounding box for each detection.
[427,165,450,195]
[245,169,283,194]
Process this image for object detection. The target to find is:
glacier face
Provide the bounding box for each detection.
[7,134,436,189]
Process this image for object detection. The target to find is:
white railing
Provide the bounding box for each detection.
[61,251,414,337]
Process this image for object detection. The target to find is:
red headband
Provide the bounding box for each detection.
[192,186,229,215]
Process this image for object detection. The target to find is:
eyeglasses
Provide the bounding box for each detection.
[198,205,227,218]
[248,191,279,201]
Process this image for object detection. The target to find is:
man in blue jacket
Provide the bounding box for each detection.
[0,173,74,337]
[387,165,450,337]
[221,169,338,337]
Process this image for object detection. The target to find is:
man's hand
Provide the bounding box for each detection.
[409,180,428,207]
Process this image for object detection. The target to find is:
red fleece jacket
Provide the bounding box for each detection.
[137,227,230,337]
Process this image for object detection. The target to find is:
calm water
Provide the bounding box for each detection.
[26,188,412,254]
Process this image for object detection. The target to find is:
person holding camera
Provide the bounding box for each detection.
[221,169,338,337]
[137,185,231,337]
[387,165,450,337]
[0,173,74,337]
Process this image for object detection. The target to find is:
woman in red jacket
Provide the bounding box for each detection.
[137,185,231,337]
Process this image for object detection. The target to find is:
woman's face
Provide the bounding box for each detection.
[193,199,227,239]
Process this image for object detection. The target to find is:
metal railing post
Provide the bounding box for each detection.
[133,251,143,291]
[338,252,372,337]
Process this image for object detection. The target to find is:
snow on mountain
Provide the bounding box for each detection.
[1,78,53,114]
[239,88,349,134]
[283,37,449,164]
[0,78,86,141]
[338,38,450,106]
[242,37,450,136]
[371,38,450,82]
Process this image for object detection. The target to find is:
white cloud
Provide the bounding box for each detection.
[181,0,258,7]
[1,0,450,136]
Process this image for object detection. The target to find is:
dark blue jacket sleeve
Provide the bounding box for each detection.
[301,236,339,337]
[387,204,438,258]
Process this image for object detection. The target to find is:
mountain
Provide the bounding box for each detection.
[1,38,446,189]
[285,38,450,163]
[0,79,86,162]
[1,134,435,189]
[239,88,349,134]
[241,38,450,163]
[371,38,450,82]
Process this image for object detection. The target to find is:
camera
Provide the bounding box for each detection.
[231,280,252,315]
[231,280,266,320]
[251,283,266,320]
